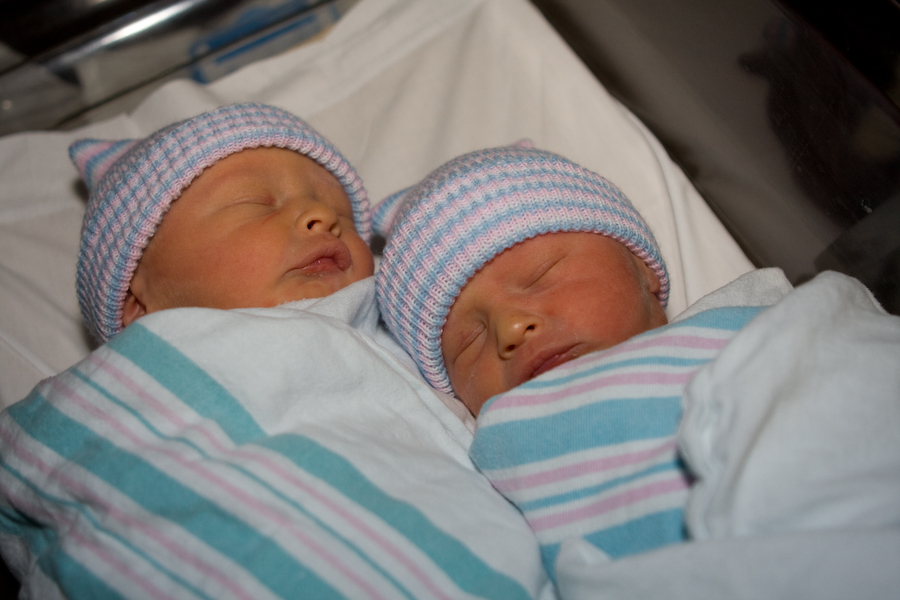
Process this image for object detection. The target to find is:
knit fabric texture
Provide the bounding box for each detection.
[71,103,371,343]
[374,145,669,394]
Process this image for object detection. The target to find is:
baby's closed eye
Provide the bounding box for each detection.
[446,322,486,363]
[217,194,278,211]
[522,256,562,290]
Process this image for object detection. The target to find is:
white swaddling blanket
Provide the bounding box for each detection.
[0,278,552,599]
[552,270,900,599]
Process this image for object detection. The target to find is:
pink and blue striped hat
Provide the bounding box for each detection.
[71,102,371,343]
[374,144,668,394]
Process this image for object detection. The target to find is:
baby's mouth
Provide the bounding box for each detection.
[303,257,341,273]
[525,344,582,382]
[292,241,352,275]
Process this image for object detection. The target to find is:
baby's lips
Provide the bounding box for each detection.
[293,239,352,273]
[523,343,581,382]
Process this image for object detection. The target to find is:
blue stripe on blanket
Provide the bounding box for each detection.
[261,435,531,600]
[106,323,265,444]
[517,459,682,512]
[7,394,347,600]
[0,488,121,600]
[671,306,766,330]
[582,508,686,559]
[0,472,111,600]
[67,369,420,599]
[474,395,683,470]
[0,451,215,600]
[539,508,686,570]
[41,543,127,600]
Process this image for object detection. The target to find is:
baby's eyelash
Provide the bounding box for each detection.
[226,195,276,208]
[524,257,561,289]
[453,324,486,359]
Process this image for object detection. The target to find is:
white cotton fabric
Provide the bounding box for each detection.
[671,267,794,323]
[681,271,900,539]
[223,278,477,451]
[554,528,900,600]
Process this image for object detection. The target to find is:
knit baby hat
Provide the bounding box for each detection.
[71,102,371,343]
[374,144,669,394]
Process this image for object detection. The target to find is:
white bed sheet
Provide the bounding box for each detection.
[0,0,754,407]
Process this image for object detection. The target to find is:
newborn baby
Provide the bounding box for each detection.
[373,142,670,415]
[71,102,373,342]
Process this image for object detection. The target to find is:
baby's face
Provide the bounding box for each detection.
[442,232,668,415]
[124,147,374,323]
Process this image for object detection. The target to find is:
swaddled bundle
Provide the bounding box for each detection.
[374,143,900,590]
[0,280,550,599]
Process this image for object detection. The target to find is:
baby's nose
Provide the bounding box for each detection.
[497,312,540,358]
[299,203,341,236]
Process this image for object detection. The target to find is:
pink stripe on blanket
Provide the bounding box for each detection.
[552,334,729,374]
[490,371,694,410]
[0,421,258,600]
[86,353,229,451]
[490,440,678,493]
[3,482,175,600]
[47,376,395,600]
[86,354,454,600]
[528,477,690,532]
[68,527,175,600]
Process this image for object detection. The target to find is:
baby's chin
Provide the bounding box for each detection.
[280,271,371,302]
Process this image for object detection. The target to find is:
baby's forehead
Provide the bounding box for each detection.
[179,146,345,195]
[465,231,626,279]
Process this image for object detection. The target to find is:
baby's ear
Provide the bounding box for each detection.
[634,254,662,295]
[121,289,147,328]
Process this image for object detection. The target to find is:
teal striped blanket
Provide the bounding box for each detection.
[0,281,548,599]
[470,306,766,579]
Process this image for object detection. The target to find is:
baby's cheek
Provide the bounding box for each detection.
[460,360,499,416]
[446,358,472,405]
[354,246,376,277]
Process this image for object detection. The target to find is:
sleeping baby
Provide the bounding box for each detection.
[374,143,671,416]
[374,145,900,583]
[71,102,374,344]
